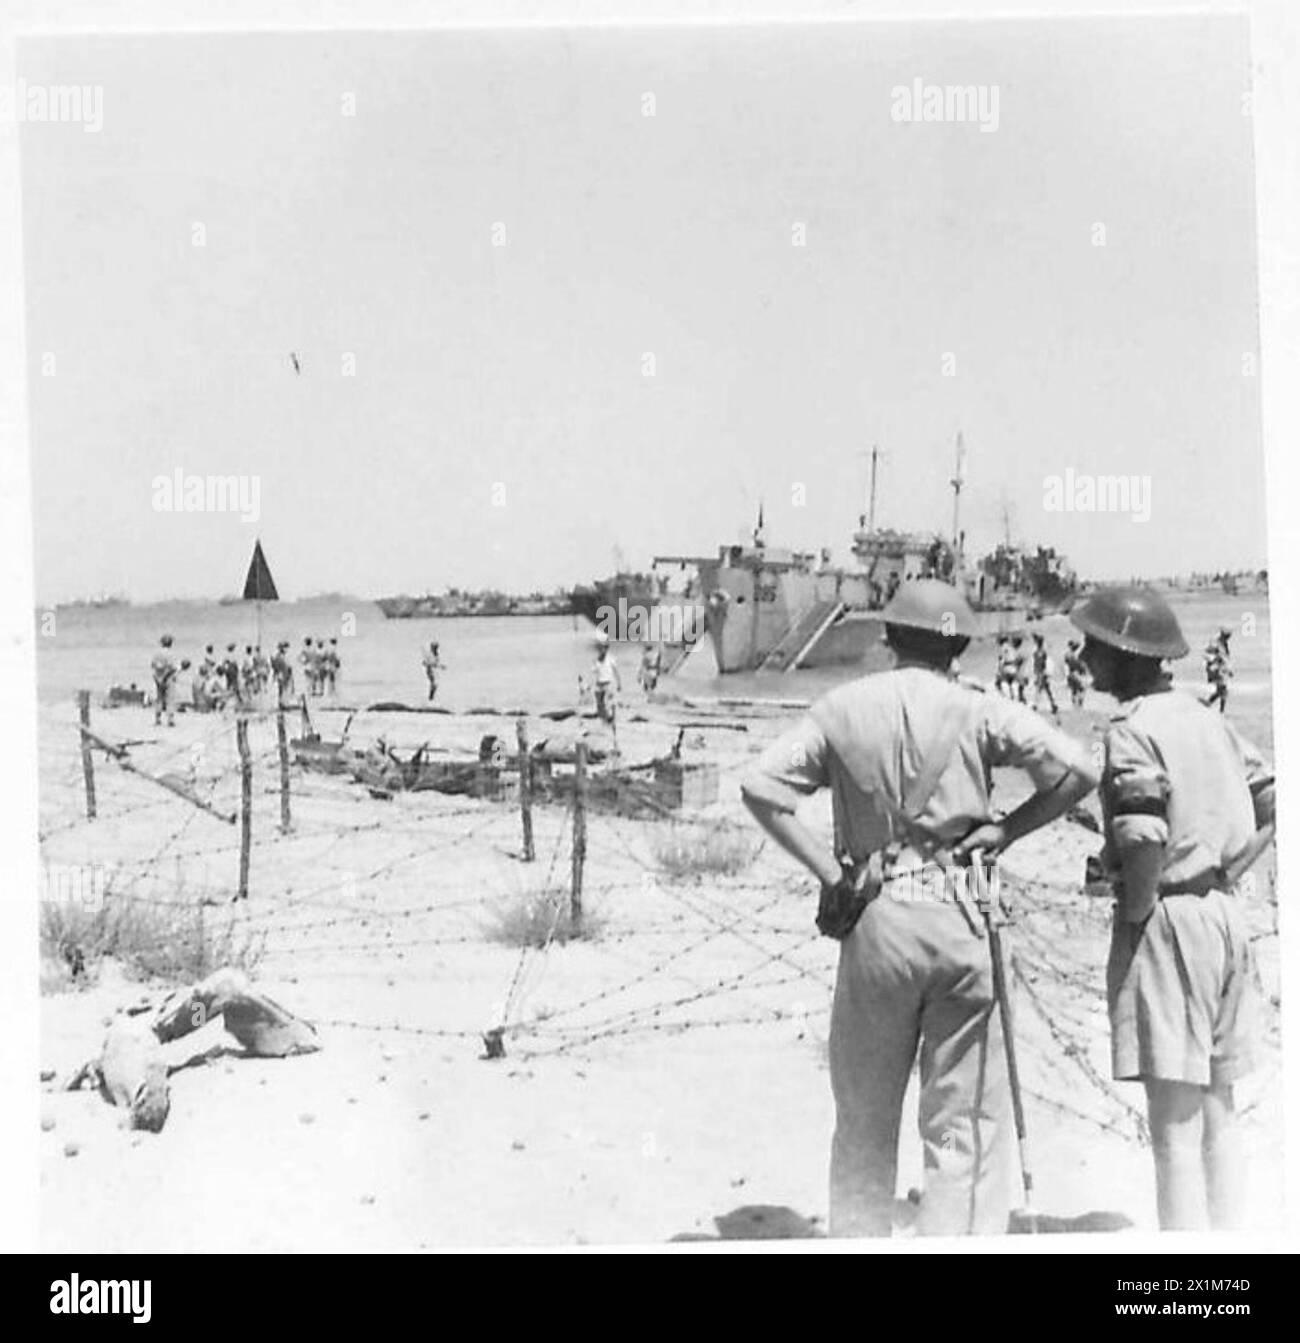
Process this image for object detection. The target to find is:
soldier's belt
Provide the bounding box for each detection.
[1158,874,1224,898]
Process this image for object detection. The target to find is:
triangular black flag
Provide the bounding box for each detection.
[242,540,279,601]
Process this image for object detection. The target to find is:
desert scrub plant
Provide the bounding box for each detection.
[648,819,763,881]
[40,892,265,988]
[482,885,604,948]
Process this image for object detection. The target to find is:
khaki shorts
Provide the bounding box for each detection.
[1107,890,1258,1087]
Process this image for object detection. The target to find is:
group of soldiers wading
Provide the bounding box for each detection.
[994,621,1236,723]
[149,634,342,723]
[993,629,1088,718]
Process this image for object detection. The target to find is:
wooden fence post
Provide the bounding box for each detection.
[236,715,252,901]
[570,738,587,928]
[516,717,534,862]
[77,690,96,820]
[276,700,292,834]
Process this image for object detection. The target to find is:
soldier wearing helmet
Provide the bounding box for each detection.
[1201,626,1233,714]
[150,634,178,728]
[1071,587,1273,1230]
[742,578,1097,1237]
[422,640,444,702]
[1063,638,1088,708]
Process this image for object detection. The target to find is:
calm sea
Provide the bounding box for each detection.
[35,591,1274,751]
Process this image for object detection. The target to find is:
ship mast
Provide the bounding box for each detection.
[950,431,966,556]
[867,445,879,533]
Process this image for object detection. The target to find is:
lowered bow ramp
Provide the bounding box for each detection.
[759,599,846,672]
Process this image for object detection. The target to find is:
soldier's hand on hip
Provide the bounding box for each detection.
[953,821,1009,862]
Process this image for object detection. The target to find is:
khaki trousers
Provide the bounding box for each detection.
[828,889,1014,1237]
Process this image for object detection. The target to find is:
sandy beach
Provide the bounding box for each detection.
[37,656,1283,1250]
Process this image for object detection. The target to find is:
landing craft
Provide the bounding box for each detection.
[656,438,1075,674]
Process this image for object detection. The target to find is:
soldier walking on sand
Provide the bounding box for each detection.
[270,641,294,702]
[151,634,178,728]
[1007,634,1029,703]
[592,634,622,726]
[994,634,1015,698]
[422,640,444,702]
[221,644,242,704]
[300,637,318,697]
[1202,628,1233,714]
[741,580,1097,1237]
[241,646,259,699]
[324,638,341,696]
[1072,588,1272,1230]
[1064,638,1088,708]
[1031,632,1060,720]
[638,641,663,695]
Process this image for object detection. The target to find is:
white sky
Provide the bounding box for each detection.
[20,15,1264,601]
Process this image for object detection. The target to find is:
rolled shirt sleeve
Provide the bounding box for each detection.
[981,697,1097,793]
[1104,721,1170,850]
[741,716,830,813]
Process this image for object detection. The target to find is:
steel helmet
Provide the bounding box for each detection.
[881,579,979,638]
[1068,586,1188,659]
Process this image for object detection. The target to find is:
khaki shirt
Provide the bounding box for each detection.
[744,664,1093,866]
[1101,683,1271,887]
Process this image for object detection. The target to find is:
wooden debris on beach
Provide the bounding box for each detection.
[546,732,720,817]
[102,684,147,709]
[291,703,360,775]
[291,735,358,775]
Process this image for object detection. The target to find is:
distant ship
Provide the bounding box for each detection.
[60,592,130,611]
[569,572,669,628]
[375,591,572,619]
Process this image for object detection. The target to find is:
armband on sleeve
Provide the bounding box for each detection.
[1110,774,1168,820]
[1249,778,1276,830]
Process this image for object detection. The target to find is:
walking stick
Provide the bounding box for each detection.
[972,849,1037,1233]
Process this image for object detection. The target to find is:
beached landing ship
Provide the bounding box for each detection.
[657,441,1075,673]
[662,523,1075,673]
[656,517,931,674]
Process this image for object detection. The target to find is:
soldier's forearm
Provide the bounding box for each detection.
[1115,841,1164,922]
[741,792,841,888]
[1250,781,1275,830]
[1002,766,1097,847]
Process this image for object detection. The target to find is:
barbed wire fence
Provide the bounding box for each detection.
[40,691,1283,1153]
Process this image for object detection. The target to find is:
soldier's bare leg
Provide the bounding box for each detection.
[1145,1079,1208,1229]
[1202,1081,1244,1230]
